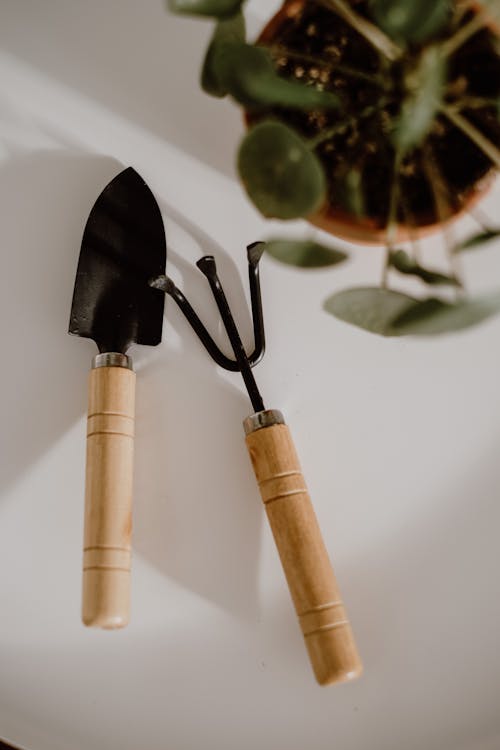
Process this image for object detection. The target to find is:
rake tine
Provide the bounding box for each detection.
[150,275,241,372]
[196,256,265,413]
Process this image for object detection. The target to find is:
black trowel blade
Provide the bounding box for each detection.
[69,167,166,354]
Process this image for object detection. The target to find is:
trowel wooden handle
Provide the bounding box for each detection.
[244,413,362,685]
[82,357,135,629]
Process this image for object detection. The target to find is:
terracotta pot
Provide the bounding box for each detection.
[252,0,498,246]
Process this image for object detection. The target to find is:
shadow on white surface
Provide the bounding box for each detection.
[0,0,243,177]
[1,44,499,749]
[1,439,499,750]
[134,347,263,622]
[133,206,264,621]
[0,150,122,495]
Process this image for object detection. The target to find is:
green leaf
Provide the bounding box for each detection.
[394,46,446,153]
[390,249,460,286]
[238,122,327,220]
[344,169,365,218]
[454,230,500,252]
[371,0,451,44]
[201,12,245,97]
[323,287,417,336]
[392,291,500,335]
[213,43,341,110]
[168,0,243,18]
[265,239,348,268]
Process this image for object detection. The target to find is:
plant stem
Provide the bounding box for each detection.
[381,246,392,288]
[469,206,495,231]
[407,223,422,264]
[441,4,498,58]
[313,0,402,61]
[267,44,385,85]
[307,100,388,149]
[381,243,394,288]
[440,105,500,167]
[307,121,350,149]
[382,150,402,288]
[456,95,500,110]
[422,146,464,296]
[399,185,422,262]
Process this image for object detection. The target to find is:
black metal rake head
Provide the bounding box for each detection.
[151,242,267,414]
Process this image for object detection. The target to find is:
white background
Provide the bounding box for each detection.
[1,2,500,749]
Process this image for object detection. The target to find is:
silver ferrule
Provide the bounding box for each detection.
[92,352,133,370]
[243,409,285,436]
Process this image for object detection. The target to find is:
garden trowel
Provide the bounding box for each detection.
[69,167,166,628]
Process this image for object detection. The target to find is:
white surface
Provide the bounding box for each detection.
[1,3,500,750]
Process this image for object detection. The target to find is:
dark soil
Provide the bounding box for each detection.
[256,0,500,229]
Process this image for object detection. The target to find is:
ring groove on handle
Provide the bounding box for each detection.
[245,421,362,686]
[82,365,136,629]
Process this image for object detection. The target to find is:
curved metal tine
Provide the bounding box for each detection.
[196,256,265,413]
[151,275,241,372]
[246,242,266,367]
[150,241,266,372]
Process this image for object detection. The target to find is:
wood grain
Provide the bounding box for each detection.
[82,365,136,629]
[245,422,362,685]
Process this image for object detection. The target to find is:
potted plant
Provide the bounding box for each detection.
[168,0,500,336]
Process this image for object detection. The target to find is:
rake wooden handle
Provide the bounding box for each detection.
[245,416,362,685]
[82,361,135,629]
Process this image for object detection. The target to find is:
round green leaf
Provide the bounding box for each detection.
[214,43,340,110]
[324,287,417,336]
[201,12,246,97]
[168,0,243,19]
[371,0,451,44]
[238,122,327,220]
[391,292,500,335]
[265,239,348,268]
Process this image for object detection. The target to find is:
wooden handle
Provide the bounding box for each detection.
[245,420,362,685]
[82,364,136,629]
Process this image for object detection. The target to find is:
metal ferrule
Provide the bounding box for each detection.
[243,409,285,436]
[92,352,134,370]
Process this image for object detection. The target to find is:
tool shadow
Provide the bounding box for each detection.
[133,206,264,623]
[0,149,123,496]
[0,0,242,178]
[133,351,263,623]
[5,440,500,750]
